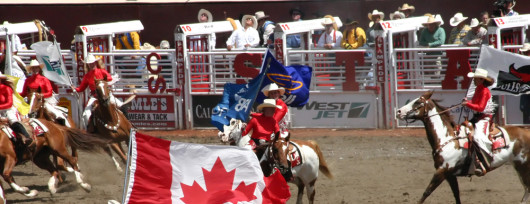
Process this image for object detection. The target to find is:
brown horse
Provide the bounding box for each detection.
[266,133,333,204]
[27,91,78,172]
[92,79,133,172]
[396,90,530,204]
[0,118,110,197]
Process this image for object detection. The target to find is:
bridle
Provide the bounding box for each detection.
[28,92,45,118]
[267,139,292,176]
[404,96,461,124]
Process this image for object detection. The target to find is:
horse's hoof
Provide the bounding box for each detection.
[20,186,29,193]
[24,189,38,197]
[80,183,91,192]
[66,167,75,172]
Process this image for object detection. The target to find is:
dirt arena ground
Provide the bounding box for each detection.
[5,128,527,203]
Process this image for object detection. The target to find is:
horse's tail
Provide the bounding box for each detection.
[64,128,111,152]
[310,140,333,179]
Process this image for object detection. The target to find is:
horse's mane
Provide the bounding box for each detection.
[431,99,456,128]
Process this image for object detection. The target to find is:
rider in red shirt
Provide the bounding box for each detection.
[20,60,71,127]
[242,99,281,146]
[0,72,32,145]
[462,68,495,173]
[71,54,124,131]
[261,83,289,136]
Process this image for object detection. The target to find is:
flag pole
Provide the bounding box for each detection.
[121,128,136,204]
[244,49,273,122]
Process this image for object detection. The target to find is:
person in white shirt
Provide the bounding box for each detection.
[317,16,343,49]
[226,15,260,50]
[197,9,216,49]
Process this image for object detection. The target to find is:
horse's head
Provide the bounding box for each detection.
[95,78,111,105]
[218,118,243,145]
[269,133,294,181]
[396,90,436,121]
[28,89,45,118]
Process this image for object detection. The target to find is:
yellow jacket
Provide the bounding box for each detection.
[116,32,141,50]
[341,27,366,49]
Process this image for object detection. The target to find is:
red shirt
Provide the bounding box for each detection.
[75,68,113,94]
[0,83,13,109]
[466,84,491,112]
[242,113,279,141]
[19,74,53,98]
[273,99,288,123]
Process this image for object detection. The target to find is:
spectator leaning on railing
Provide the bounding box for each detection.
[398,3,415,18]
[461,18,487,46]
[341,19,366,49]
[366,9,384,47]
[286,7,303,48]
[226,14,260,51]
[419,15,446,76]
[317,15,342,49]
[447,13,470,45]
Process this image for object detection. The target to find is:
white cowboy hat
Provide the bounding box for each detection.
[398,3,415,12]
[255,11,270,21]
[468,68,494,83]
[262,83,285,96]
[520,43,530,52]
[197,9,213,22]
[449,13,468,27]
[257,98,282,111]
[160,40,170,49]
[422,15,442,26]
[390,11,405,20]
[26,59,44,71]
[368,10,385,21]
[84,54,98,64]
[469,18,480,28]
[242,14,258,30]
[322,15,338,30]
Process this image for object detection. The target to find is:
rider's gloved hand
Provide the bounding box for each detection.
[70,86,77,93]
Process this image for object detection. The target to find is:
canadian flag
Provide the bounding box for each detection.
[123,131,290,204]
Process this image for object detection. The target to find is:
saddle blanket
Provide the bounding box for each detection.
[458,127,510,151]
[29,119,48,136]
[1,126,15,139]
[289,142,303,168]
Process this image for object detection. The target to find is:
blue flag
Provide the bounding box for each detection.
[257,51,312,107]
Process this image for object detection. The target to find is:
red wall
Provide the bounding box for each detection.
[0,0,528,49]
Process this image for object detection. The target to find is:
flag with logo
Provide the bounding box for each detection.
[256,50,312,107]
[123,131,290,204]
[31,41,72,86]
[474,45,530,95]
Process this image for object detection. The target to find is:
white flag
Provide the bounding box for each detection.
[30,41,72,86]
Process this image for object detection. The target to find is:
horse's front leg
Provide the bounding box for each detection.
[103,145,122,172]
[419,168,447,204]
[110,142,127,163]
[3,155,35,197]
[445,174,461,204]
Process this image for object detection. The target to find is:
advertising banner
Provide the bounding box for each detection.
[290,93,377,128]
[193,95,222,128]
[116,94,176,128]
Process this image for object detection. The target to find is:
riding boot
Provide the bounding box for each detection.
[11,122,32,145]
[119,105,130,120]
[86,115,95,133]
[56,118,66,126]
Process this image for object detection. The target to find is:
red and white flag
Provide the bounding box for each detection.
[123,131,290,204]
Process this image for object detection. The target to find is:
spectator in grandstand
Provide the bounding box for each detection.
[419,15,445,76]
[502,0,518,16]
[115,31,141,51]
[317,16,343,49]
[286,7,303,48]
[226,14,260,51]
[197,9,216,49]
[448,13,470,45]
[255,11,275,48]
[158,40,170,49]
[341,20,366,49]
[461,18,487,46]
[115,31,142,82]
[390,11,406,20]
[241,99,281,146]
[519,43,530,124]
[480,11,490,25]
[366,9,384,47]
[398,3,415,18]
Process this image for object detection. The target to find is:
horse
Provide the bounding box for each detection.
[220,118,333,204]
[396,90,530,204]
[0,118,110,197]
[92,79,133,172]
[27,91,78,173]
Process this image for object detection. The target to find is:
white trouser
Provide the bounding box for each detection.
[474,116,492,155]
[0,107,20,125]
[44,97,71,127]
[81,93,123,127]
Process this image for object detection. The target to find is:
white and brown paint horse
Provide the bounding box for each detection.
[396,90,530,204]
[220,119,333,204]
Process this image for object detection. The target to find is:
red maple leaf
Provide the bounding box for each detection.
[180,157,258,204]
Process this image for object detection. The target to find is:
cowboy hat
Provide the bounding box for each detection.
[262,83,285,96]
[26,59,44,71]
[255,11,269,21]
[449,13,468,27]
[242,14,258,30]
[469,18,480,28]
[467,68,494,83]
[368,10,385,21]
[321,15,338,30]
[257,98,282,111]
[289,7,303,16]
[197,9,213,22]
[422,15,442,26]
[520,43,530,52]
[84,54,98,64]
[398,3,415,12]
[390,11,406,20]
